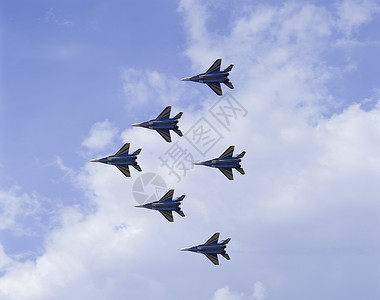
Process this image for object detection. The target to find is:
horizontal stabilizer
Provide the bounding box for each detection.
[236,168,245,175]
[176,209,185,217]
[224,81,234,89]
[132,149,142,156]
[236,151,245,158]
[176,195,185,202]
[221,253,230,260]
[223,64,233,72]
[174,129,183,137]
[132,164,142,172]
[173,112,183,119]
[221,238,231,244]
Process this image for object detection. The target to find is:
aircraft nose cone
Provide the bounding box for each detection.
[193,162,204,165]
[180,77,191,81]
[180,247,197,252]
[90,157,108,163]
[131,123,141,127]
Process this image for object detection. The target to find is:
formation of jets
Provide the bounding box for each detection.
[90,59,243,265]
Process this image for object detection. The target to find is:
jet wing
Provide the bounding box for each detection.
[204,253,219,265]
[206,82,222,96]
[218,146,234,159]
[156,129,172,142]
[159,210,174,222]
[155,106,171,121]
[205,59,221,74]
[204,233,220,245]
[116,165,131,177]
[159,189,174,202]
[115,143,130,156]
[218,167,234,180]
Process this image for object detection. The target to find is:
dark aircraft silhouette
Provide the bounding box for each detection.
[181,59,234,95]
[181,233,230,265]
[135,189,185,222]
[90,143,141,178]
[194,146,245,180]
[131,106,182,143]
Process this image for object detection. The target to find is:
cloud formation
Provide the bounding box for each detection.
[82,119,118,152]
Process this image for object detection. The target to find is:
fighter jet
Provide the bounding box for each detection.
[194,145,245,180]
[181,59,234,96]
[135,189,185,222]
[131,106,183,143]
[90,143,141,178]
[181,233,230,265]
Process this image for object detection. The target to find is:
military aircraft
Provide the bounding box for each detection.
[194,145,245,180]
[90,143,141,178]
[135,189,185,222]
[131,106,183,143]
[181,233,230,265]
[181,59,234,96]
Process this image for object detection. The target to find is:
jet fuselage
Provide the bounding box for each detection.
[142,200,181,211]
[136,119,179,130]
[197,157,242,168]
[93,155,138,165]
[185,244,227,254]
[184,72,230,84]
[135,190,185,222]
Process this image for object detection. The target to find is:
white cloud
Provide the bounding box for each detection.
[336,0,380,37]
[0,187,40,233]
[252,281,266,300]
[43,8,73,27]
[212,286,243,300]
[211,282,266,300]
[81,119,118,152]
[121,68,198,113]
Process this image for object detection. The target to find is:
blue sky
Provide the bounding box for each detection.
[1,0,380,299]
